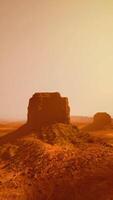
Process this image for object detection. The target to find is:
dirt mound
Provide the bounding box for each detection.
[40,123,79,145]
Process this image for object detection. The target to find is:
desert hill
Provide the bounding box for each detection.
[0,123,113,200]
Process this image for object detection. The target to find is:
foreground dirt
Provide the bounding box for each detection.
[0,123,113,200]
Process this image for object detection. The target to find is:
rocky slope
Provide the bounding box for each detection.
[0,123,113,200]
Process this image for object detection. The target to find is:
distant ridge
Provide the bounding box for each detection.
[71,116,93,123]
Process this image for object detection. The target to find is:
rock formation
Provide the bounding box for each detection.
[82,112,112,131]
[93,112,112,128]
[27,92,70,130]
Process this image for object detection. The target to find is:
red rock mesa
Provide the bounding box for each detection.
[93,112,112,128]
[27,92,70,130]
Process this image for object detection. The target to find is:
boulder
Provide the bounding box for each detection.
[27,92,70,130]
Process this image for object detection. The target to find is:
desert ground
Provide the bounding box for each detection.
[73,116,113,146]
[0,117,113,200]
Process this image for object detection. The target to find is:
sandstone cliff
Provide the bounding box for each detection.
[27,92,70,130]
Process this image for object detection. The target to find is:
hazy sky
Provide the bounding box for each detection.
[1,0,113,120]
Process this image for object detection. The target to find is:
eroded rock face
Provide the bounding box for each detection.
[93,112,112,128]
[27,92,70,130]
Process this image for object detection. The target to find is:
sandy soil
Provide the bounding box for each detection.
[0,121,24,137]
[0,119,113,200]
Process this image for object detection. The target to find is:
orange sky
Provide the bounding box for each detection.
[1,0,113,120]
